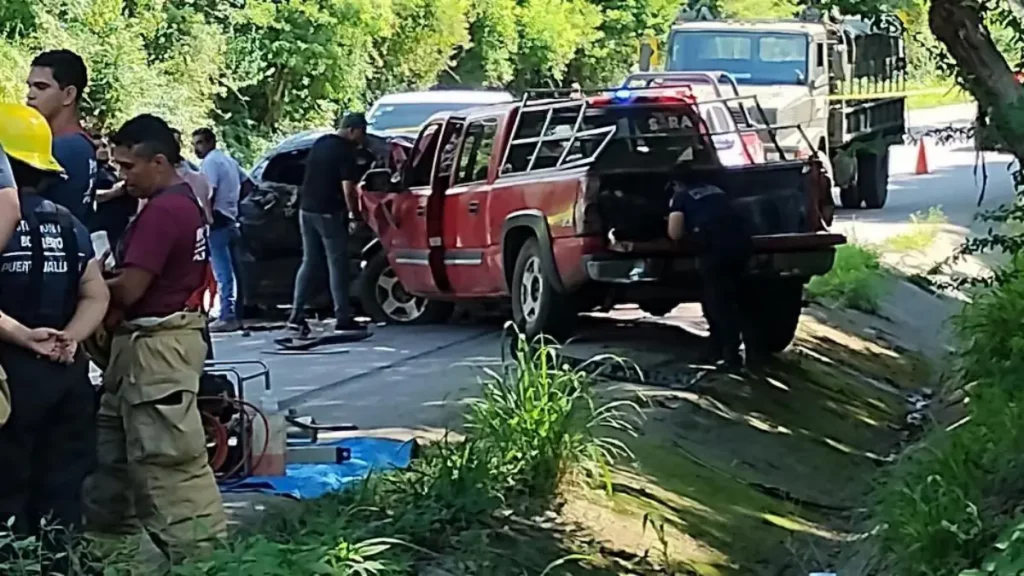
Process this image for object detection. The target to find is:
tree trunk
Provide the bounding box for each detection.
[929,0,1024,160]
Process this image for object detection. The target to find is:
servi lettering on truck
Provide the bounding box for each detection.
[641,6,908,210]
[356,86,845,356]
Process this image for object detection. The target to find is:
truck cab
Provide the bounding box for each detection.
[646,9,908,209]
[358,88,844,353]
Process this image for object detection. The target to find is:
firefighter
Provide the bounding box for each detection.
[82,114,226,564]
[666,173,753,368]
[0,103,109,560]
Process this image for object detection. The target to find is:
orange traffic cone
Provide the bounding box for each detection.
[915,138,930,175]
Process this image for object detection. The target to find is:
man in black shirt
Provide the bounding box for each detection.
[287,112,369,334]
[89,135,138,248]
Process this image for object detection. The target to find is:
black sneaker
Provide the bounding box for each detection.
[334,319,368,332]
[285,320,311,338]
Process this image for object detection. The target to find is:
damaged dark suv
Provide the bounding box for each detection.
[238,129,452,325]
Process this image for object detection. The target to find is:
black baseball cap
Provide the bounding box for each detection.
[341,112,368,130]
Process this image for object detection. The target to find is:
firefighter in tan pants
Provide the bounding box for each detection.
[82,114,225,564]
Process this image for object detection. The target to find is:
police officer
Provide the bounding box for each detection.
[666,172,752,368]
[0,103,109,559]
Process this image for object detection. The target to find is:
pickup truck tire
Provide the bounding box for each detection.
[511,238,576,340]
[359,251,453,325]
[744,279,805,355]
[858,150,889,209]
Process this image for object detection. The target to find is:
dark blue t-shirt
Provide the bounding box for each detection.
[46,133,97,226]
[669,183,731,233]
[0,195,94,328]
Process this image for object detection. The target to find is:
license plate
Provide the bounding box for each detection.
[642,113,696,133]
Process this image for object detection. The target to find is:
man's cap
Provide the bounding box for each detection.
[341,112,368,130]
[0,102,64,173]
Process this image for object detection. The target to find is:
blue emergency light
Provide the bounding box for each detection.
[613,88,632,101]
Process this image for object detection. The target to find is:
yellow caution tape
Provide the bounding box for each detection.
[827,87,964,101]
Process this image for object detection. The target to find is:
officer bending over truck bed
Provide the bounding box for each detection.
[610,171,754,369]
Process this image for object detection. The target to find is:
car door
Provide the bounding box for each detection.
[441,116,503,296]
[375,121,445,296]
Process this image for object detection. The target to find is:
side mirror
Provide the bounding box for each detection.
[830,47,847,81]
[362,168,398,193]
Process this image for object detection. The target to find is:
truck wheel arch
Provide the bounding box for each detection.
[501,210,566,294]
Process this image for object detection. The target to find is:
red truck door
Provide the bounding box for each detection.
[376,121,447,296]
[440,116,503,296]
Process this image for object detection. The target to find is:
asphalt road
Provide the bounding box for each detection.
[206,102,1006,432]
[834,103,1018,245]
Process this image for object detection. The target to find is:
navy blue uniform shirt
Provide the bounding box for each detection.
[0,195,94,328]
[669,182,731,234]
[46,133,97,226]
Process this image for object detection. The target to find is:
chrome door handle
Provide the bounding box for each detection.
[416,205,426,217]
[468,200,480,214]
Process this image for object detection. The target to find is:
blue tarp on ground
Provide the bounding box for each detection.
[220,437,417,500]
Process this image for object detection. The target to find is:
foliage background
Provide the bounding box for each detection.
[0,0,683,163]
[1,0,1018,163]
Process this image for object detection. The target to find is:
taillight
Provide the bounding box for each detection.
[740,133,764,164]
[574,176,603,235]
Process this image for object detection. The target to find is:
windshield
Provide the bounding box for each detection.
[668,31,809,86]
[368,102,479,132]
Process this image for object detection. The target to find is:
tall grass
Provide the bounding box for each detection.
[806,244,887,313]
[873,263,1024,575]
[467,332,642,497]
[3,330,642,574]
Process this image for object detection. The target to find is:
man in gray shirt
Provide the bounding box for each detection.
[192,128,242,332]
[0,145,20,246]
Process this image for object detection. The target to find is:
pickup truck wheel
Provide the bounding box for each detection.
[511,238,575,340]
[744,279,805,355]
[859,150,889,209]
[359,251,453,325]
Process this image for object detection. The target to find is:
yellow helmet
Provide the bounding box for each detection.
[0,102,64,173]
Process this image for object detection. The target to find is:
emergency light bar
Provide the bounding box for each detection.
[589,86,696,107]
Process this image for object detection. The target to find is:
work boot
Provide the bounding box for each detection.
[719,350,744,372]
[208,318,241,333]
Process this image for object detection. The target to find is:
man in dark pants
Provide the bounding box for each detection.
[666,174,753,368]
[0,103,109,563]
[287,112,370,334]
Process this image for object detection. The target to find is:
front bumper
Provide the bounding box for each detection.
[583,248,837,284]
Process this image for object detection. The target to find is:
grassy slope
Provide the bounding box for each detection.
[555,306,937,575]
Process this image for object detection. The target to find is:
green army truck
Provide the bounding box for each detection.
[640,7,908,209]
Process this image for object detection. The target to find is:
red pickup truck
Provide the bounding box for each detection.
[357,88,845,354]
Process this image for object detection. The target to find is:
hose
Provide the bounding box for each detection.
[199,396,272,483]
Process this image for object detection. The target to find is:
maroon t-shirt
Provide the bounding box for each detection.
[119,182,208,320]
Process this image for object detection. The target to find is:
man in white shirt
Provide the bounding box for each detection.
[192,128,241,332]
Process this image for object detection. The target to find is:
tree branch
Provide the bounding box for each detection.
[929,0,1024,158]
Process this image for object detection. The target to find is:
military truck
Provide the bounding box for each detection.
[640,7,908,209]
